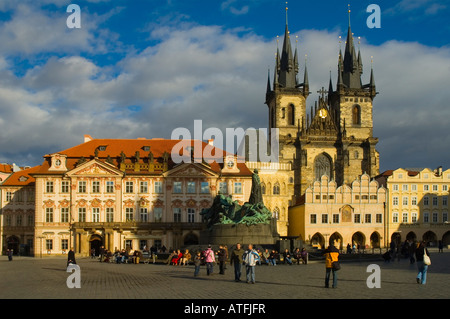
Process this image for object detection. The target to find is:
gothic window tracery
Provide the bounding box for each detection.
[314,153,332,181]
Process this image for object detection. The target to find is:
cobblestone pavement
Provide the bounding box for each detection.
[1,248,449,301]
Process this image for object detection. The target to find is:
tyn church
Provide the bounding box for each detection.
[264,11,380,207]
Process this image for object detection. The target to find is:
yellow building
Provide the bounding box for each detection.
[288,174,387,249]
[375,167,450,247]
[0,136,253,257]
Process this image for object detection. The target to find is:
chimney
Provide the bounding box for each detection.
[84,134,93,143]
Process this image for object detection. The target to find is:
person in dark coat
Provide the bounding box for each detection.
[67,247,76,266]
[217,245,227,275]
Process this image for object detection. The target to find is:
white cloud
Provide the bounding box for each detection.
[0,18,449,172]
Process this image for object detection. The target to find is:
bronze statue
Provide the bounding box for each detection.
[201,169,272,228]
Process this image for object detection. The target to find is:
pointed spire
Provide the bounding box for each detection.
[266,68,271,95]
[277,3,298,89]
[328,71,333,93]
[342,4,362,89]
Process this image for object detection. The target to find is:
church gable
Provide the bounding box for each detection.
[303,95,338,137]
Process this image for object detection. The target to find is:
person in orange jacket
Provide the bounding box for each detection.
[324,243,340,288]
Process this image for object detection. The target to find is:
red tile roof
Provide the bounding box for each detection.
[34,138,252,176]
[0,165,40,186]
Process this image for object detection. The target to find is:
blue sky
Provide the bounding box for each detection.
[0,0,449,173]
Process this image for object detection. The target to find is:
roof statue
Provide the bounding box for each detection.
[201,169,272,228]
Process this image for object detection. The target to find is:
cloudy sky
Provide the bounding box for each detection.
[0,0,449,173]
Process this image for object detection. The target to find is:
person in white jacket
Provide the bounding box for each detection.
[243,244,260,284]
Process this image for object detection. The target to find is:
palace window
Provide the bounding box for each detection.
[61,239,68,251]
[432,212,439,223]
[354,214,361,223]
[412,212,418,223]
[392,196,399,206]
[173,208,182,222]
[140,181,148,193]
[61,208,69,223]
[125,208,134,221]
[92,181,100,193]
[106,181,114,193]
[402,184,408,191]
[187,208,195,223]
[92,208,100,222]
[46,181,54,193]
[432,196,438,206]
[443,212,448,223]
[423,184,429,191]
[106,208,114,222]
[173,182,182,193]
[443,196,448,206]
[432,184,438,192]
[140,208,148,222]
[187,181,196,194]
[154,207,162,222]
[310,214,317,224]
[78,208,86,222]
[423,196,429,206]
[402,212,408,223]
[411,184,417,191]
[392,212,399,223]
[46,208,54,223]
[423,212,429,223]
[154,181,163,194]
[376,214,382,223]
[78,181,86,193]
[61,181,70,193]
[234,182,242,194]
[333,214,340,224]
[219,182,228,194]
[412,196,417,205]
[201,182,209,194]
[402,196,408,206]
[46,240,53,250]
[365,214,372,223]
[125,181,134,193]
[321,214,328,224]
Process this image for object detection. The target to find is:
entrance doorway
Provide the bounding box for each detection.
[89,234,103,257]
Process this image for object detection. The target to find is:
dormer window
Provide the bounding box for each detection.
[143,146,150,152]
[98,146,107,151]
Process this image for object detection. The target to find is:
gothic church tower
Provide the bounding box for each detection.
[266,8,380,202]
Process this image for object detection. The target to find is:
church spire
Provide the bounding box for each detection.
[277,4,298,89]
[342,4,363,89]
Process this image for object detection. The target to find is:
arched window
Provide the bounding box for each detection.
[314,153,332,181]
[261,183,266,195]
[273,183,280,195]
[352,104,361,125]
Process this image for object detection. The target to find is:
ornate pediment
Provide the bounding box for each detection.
[67,159,123,177]
[165,163,218,178]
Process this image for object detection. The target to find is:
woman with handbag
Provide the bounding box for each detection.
[415,241,431,284]
[324,243,340,288]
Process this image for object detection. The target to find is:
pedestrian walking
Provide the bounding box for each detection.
[230,243,245,282]
[415,241,431,284]
[324,243,339,288]
[217,245,227,275]
[7,249,13,261]
[67,247,76,266]
[193,252,202,277]
[243,244,260,284]
[204,245,215,275]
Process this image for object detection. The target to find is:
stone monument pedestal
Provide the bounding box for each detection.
[199,220,279,246]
